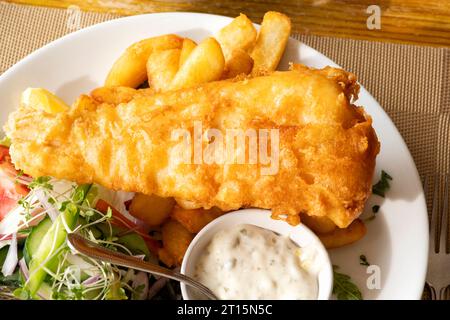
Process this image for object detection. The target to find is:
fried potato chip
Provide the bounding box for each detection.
[90,86,138,104]
[171,206,223,233]
[179,38,197,66]
[170,37,225,90]
[159,219,194,266]
[105,34,183,88]
[215,13,257,59]
[222,49,254,79]
[146,48,181,92]
[301,213,337,234]
[317,219,366,249]
[251,11,291,74]
[129,193,175,227]
[158,248,176,267]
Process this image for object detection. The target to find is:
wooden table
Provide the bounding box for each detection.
[7,0,450,47]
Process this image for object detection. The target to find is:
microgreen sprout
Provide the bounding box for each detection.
[29,176,53,191]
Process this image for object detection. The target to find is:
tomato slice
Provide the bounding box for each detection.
[0,146,29,220]
[0,146,9,161]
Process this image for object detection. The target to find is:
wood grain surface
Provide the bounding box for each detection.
[6,0,450,47]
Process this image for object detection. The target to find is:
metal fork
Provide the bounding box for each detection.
[424,174,450,300]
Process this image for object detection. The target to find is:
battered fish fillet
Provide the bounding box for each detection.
[4,65,379,228]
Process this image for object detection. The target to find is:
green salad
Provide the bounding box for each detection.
[0,145,180,300]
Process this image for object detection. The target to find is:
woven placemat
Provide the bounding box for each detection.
[1,1,449,299]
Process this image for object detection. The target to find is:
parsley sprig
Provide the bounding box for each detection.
[359,255,370,266]
[372,170,392,197]
[333,266,363,300]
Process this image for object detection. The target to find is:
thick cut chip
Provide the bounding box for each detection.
[317,219,367,249]
[129,193,175,227]
[222,49,254,79]
[171,206,223,233]
[215,13,257,59]
[169,37,225,90]
[105,34,183,88]
[158,219,194,266]
[251,11,291,74]
[179,38,197,67]
[147,48,181,92]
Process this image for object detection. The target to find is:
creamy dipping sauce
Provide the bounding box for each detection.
[193,224,318,299]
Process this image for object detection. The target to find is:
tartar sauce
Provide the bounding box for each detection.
[193,224,318,299]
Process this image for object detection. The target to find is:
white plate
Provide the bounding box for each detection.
[0,12,428,299]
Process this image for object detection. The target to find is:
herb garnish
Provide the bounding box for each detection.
[333,266,363,300]
[18,198,34,219]
[14,170,25,185]
[365,205,380,221]
[372,170,392,197]
[29,176,53,190]
[359,255,370,266]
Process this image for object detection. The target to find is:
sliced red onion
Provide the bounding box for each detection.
[28,208,46,227]
[96,187,134,218]
[0,194,43,237]
[147,277,168,300]
[0,205,26,236]
[34,189,59,221]
[132,271,149,300]
[94,188,154,232]
[0,234,27,242]
[1,233,18,276]
[82,275,101,286]
[0,240,11,249]
[18,258,29,280]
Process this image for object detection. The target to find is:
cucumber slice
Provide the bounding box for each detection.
[24,217,52,264]
[77,216,103,239]
[88,226,103,240]
[25,184,92,298]
[117,233,150,260]
[36,282,53,300]
[95,223,123,238]
[0,246,8,266]
[25,208,79,297]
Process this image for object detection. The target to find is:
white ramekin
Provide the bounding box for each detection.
[180,208,333,300]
